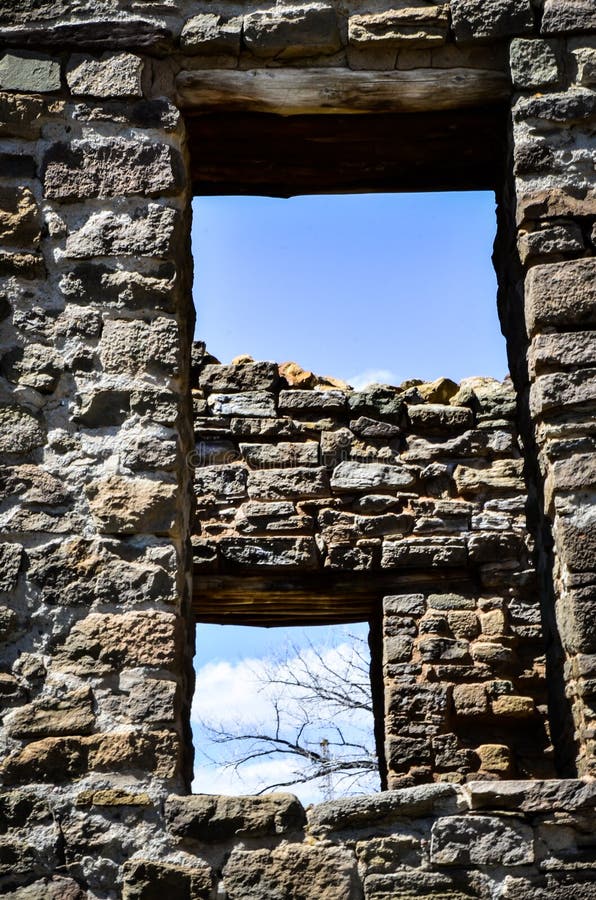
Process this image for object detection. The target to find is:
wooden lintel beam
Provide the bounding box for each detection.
[193,570,474,627]
[177,67,510,117]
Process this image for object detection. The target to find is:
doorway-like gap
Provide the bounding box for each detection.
[192,622,381,804]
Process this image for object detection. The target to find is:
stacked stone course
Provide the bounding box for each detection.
[0,0,594,896]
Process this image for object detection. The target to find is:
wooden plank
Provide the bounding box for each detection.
[193,570,473,626]
[177,66,510,116]
[186,108,507,197]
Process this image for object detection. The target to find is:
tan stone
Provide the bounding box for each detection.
[492,695,535,717]
[454,460,525,495]
[417,377,459,404]
[54,611,181,674]
[76,789,152,807]
[0,186,40,247]
[476,743,511,773]
[86,476,177,534]
[480,609,507,637]
[453,683,488,717]
[86,730,179,778]
[448,611,480,640]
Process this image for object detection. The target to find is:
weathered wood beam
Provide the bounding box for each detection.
[186,108,507,197]
[193,570,473,626]
[177,67,510,116]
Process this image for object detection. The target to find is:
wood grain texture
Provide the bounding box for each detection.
[186,107,507,197]
[193,571,473,626]
[177,66,510,116]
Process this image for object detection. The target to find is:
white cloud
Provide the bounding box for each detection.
[347,368,398,390]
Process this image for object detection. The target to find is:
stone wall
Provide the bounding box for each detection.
[191,353,553,787]
[0,0,594,896]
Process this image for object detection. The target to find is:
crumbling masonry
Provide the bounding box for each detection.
[0,1,595,898]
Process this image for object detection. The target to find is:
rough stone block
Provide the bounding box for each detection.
[0,91,49,139]
[492,695,535,716]
[454,460,525,495]
[222,844,359,900]
[384,594,426,616]
[348,386,404,421]
[5,687,95,738]
[66,52,143,97]
[279,389,346,413]
[349,8,448,49]
[331,461,416,492]
[0,51,61,92]
[243,5,341,60]
[510,38,561,89]
[218,536,318,569]
[86,476,177,534]
[407,404,473,432]
[0,405,45,454]
[0,186,40,247]
[541,0,596,35]
[0,542,22,592]
[453,683,488,716]
[166,793,305,842]
[572,43,596,85]
[194,464,247,498]
[248,466,329,500]
[240,441,319,468]
[43,139,184,201]
[430,815,534,866]
[208,392,276,418]
[181,13,242,55]
[99,317,179,377]
[0,248,45,279]
[518,221,584,264]
[200,361,279,393]
[530,370,596,417]
[60,262,178,312]
[64,204,179,259]
[54,611,180,674]
[451,0,534,42]
[382,537,467,568]
[556,507,596,573]
[123,859,213,900]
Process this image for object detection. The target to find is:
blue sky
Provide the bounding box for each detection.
[191,191,507,388]
[190,191,507,801]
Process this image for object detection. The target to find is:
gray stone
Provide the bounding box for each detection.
[243,5,341,60]
[208,392,276,418]
[0,405,45,454]
[514,88,596,122]
[542,0,596,34]
[467,779,596,812]
[382,537,467,568]
[510,38,561,89]
[219,536,318,569]
[430,814,534,866]
[99,317,179,377]
[530,369,596,417]
[0,52,61,92]
[64,204,179,259]
[200,361,279,393]
[348,386,404,421]
[0,542,22,592]
[248,467,329,500]
[308,784,461,835]
[181,13,242,55]
[166,793,305,841]
[451,0,534,41]
[518,221,584,264]
[573,43,596,85]
[194,464,247,498]
[279,389,346,412]
[331,461,416,492]
[43,139,184,201]
[384,594,426,617]
[66,52,143,97]
[407,404,473,432]
[349,417,401,438]
[240,442,319,468]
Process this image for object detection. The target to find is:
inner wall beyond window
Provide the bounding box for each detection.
[191,192,507,385]
[192,623,380,804]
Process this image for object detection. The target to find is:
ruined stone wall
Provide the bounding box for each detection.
[0,0,594,897]
[191,352,552,786]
